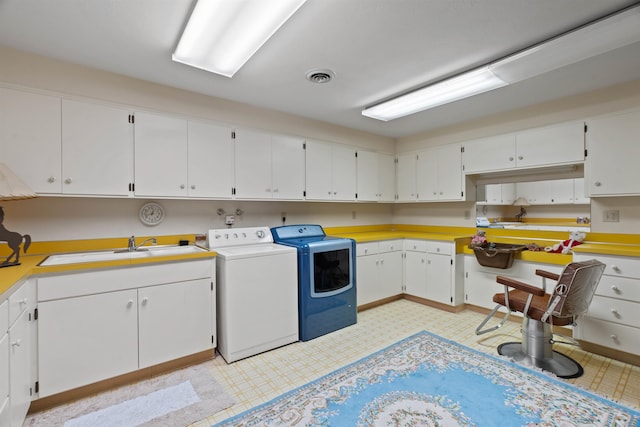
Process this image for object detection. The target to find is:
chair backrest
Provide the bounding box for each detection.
[545,259,605,319]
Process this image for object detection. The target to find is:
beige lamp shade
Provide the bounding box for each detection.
[512,197,530,207]
[0,163,37,201]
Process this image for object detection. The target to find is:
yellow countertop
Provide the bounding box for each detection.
[1,244,216,298]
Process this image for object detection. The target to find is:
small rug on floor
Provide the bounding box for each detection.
[214,331,640,426]
[25,363,235,427]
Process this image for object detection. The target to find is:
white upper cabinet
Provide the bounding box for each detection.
[270,134,305,200]
[61,100,134,196]
[356,151,395,202]
[134,111,189,197]
[234,129,304,200]
[396,153,417,201]
[586,109,640,196]
[417,144,465,201]
[305,140,356,201]
[463,121,584,174]
[462,134,515,174]
[514,121,585,168]
[0,87,62,193]
[187,121,234,198]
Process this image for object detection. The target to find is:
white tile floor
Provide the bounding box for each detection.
[194,299,640,426]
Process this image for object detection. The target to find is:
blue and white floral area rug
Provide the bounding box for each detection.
[214,331,640,426]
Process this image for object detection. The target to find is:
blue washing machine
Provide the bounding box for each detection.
[271,224,357,341]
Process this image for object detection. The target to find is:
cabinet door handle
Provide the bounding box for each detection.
[141,297,149,306]
[594,181,602,187]
[48,176,56,183]
[11,339,21,347]
[180,184,185,189]
[19,297,28,306]
[127,299,134,308]
[518,156,523,160]
[65,178,73,184]
[612,265,621,273]
[508,156,514,161]
[610,308,620,317]
[611,285,620,293]
[191,185,196,190]
[610,334,618,341]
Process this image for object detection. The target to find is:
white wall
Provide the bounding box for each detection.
[1,198,393,243]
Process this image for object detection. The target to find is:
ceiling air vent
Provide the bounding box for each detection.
[305,69,335,84]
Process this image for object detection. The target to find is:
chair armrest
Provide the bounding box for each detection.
[536,269,560,281]
[496,276,546,296]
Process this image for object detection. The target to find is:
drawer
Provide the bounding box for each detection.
[38,259,213,301]
[596,275,640,302]
[404,239,427,252]
[357,242,379,257]
[378,240,402,253]
[577,316,640,355]
[425,241,452,255]
[576,254,640,279]
[0,300,7,334]
[8,282,29,326]
[587,295,640,327]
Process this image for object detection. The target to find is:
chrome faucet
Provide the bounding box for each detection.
[128,236,157,251]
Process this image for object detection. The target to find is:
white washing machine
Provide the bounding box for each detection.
[207,226,298,363]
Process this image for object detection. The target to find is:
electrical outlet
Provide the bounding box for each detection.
[603,210,620,222]
[225,215,235,225]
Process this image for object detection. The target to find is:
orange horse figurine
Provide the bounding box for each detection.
[0,206,31,266]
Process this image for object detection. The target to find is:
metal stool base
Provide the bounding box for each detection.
[498,342,584,379]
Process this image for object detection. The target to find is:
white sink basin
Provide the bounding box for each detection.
[41,245,207,266]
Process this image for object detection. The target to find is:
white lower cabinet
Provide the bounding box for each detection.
[37,260,215,398]
[356,240,403,306]
[1,281,36,427]
[573,253,640,355]
[464,255,563,310]
[0,300,9,427]
[404,240,463,306]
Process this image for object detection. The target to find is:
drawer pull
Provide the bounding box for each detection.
[612,265,621,273]
[611,285,620,293]
[610,334,618,340]
[610,308,620,317]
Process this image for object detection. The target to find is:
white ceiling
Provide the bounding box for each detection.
[1,0,639,139]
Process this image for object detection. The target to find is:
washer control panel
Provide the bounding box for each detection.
[206,226,273,248]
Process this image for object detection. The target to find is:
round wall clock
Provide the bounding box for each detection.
[139,202,165,226]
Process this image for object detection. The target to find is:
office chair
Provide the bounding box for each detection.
[475,259,605,378]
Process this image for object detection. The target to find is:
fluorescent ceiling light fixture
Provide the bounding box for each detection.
[173,0,307,78]
[363,4,640,121]
[362,67,507,121]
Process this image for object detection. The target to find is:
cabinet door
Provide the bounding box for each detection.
[134,112,188,197]
[356,150,378,201]
[0,87,62,193]
[138,279,213,368]
[515,121,584,168]
[464,256,504,309]
[0,331,8,427]
[356,255,380,306]
[501,183,516,205]
[272,135,305,200]
[437,144,463,200]
[331,144,356,201]
[378,153,396,202]
[462,134,515,174]
[38,290,138,397]
[416,149,438,201]
[549,179,575,204]
[187,121,233,198]
[573,178,590,204]
[380,251,403,297]
[234,129,272,199]
[305,140,333,200]
[517,181,551,204]
[426,253,452,304]
[396,153,417,201]
[61,100,133,196]
[586,110,640,196]
[9,309,30,427]
[404,251,427,298]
